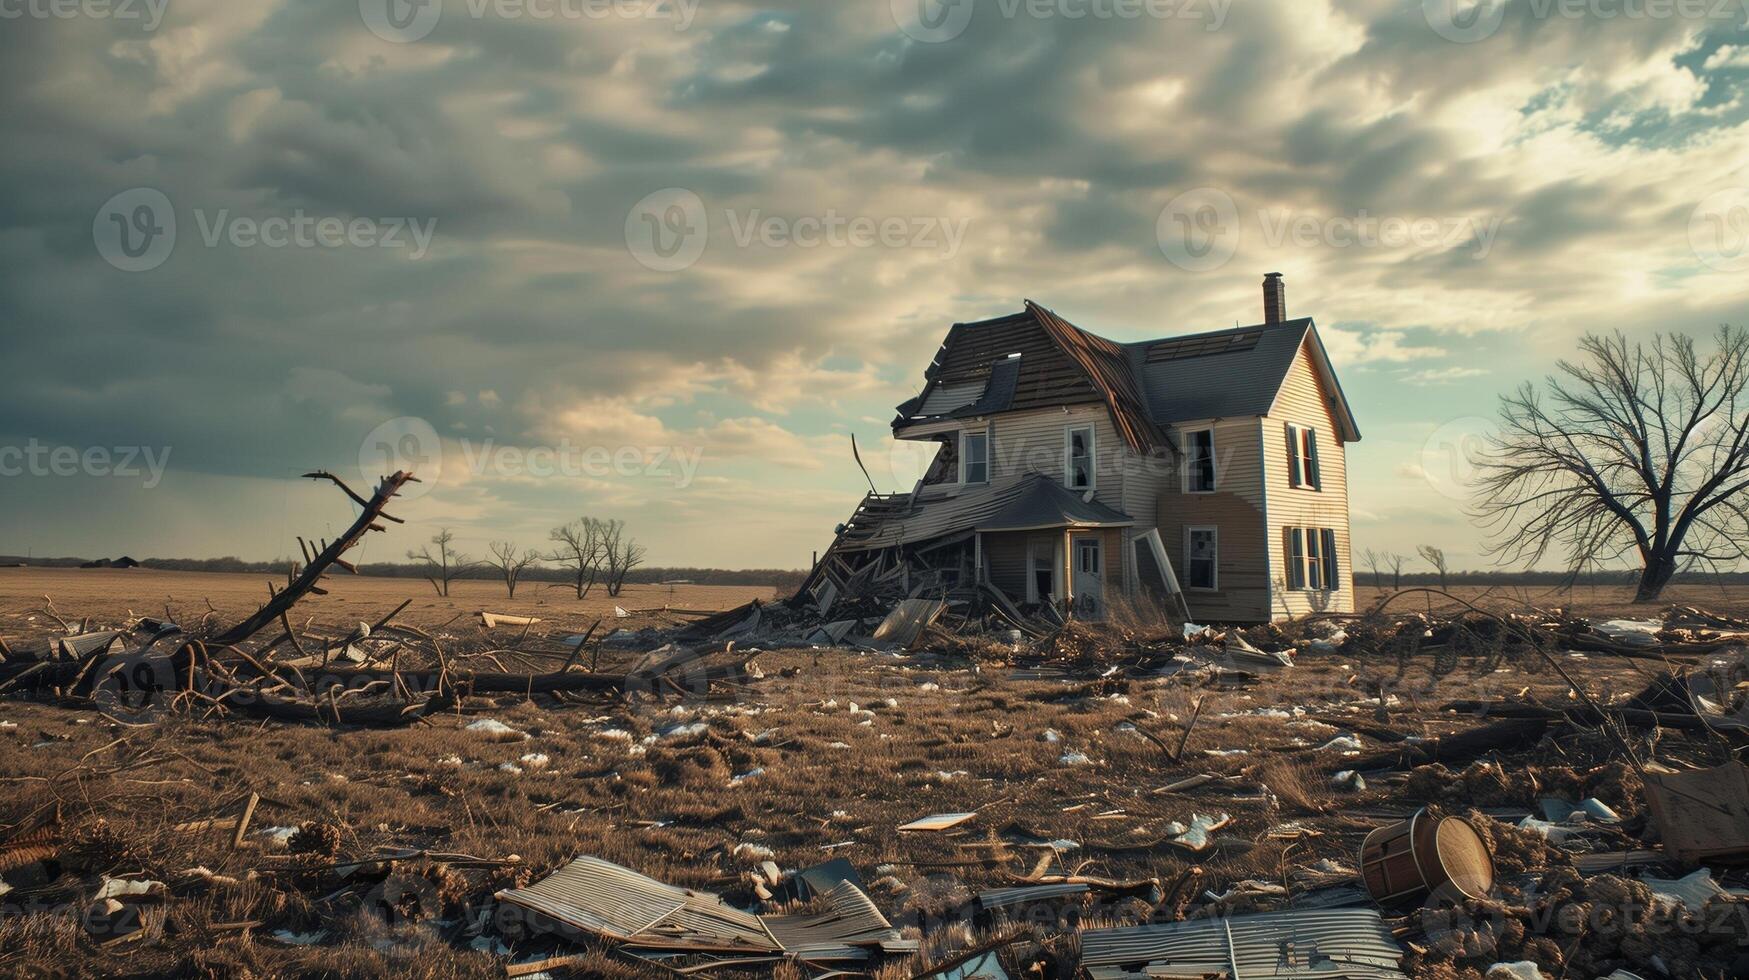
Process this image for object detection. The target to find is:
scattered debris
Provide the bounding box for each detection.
[496,855,915,969]
[1643,761,1749,864]
[898,812,978,833]
[1359,807,1494,907]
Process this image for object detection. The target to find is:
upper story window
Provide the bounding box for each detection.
[1065,426,1095,490]
[1286,423,1322,490]
[962,429,989,484]
[1185,428,1215,493]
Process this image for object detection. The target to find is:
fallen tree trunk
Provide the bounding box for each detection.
[1441,699,1743,736]
[1337,716,1548,772]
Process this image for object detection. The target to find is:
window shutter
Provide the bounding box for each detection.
[1286,424,1302,488]
[1306,430,1322,490]
[1321,528,1339,590]
[1287,528,1305,590]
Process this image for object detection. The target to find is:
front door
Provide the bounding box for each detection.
[1073,536,1103,618]
[1028,540,1058,608]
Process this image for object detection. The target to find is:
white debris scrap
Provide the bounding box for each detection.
[465,718,529,742]
[1331,770,1367,792]
[1168,813,1231,852]
[256,826,298,848]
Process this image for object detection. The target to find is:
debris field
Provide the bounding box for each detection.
[1,472,1747,979]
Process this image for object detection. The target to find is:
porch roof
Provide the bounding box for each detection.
[836,474,1133,553]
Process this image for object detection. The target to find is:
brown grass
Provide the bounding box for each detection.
[0,572,1728,977]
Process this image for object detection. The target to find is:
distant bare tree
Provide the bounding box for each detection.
[547,518,606,599]
[483,540,541,598]
[1417,545,1449,591]
[1475,327,1749,602]
[1385,552,1407,590]
[1361,548,1385,588]
[408,528,471,597]
[599,519,647,598]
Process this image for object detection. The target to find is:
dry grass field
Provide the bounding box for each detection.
[0,568,1741,978]
[0,567,779,637]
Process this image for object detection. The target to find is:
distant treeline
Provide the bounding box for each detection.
[9,555,1749,593]
[0,555,805,590]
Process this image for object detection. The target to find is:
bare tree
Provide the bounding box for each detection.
[547,518,606,599]
[1385,552,1407,590]
[1361,548,1384,588]
[1417,545,1449,591]
[1474,327,1749,602]
[408,528,471,597]
[599,519,647,598]
[483,540,541,598]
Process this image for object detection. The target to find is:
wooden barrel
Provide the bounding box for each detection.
[1359,808,1494,907]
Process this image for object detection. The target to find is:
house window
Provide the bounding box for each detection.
[1185,428,1215,493]
[1286,527,1340,591]
[1065,426,1095,490]
[962,429,989,484]
[1286,424,1322,490]
[1076,538,1101,576]
[1184,526,1218,591]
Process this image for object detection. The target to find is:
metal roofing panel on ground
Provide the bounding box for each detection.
[1080,908,1406,979]
[977,881,1090,909]
[497,856,906,961]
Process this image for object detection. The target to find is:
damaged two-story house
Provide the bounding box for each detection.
[802,274,1361,623]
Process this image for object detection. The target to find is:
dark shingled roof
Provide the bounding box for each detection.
[896,306,1361,445]
[1129,318,1312,424]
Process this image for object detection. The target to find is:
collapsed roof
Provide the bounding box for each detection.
[894,300,1361,447]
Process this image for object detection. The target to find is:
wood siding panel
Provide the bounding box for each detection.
[1154,417,1270,622]
[983,533,1028,599]
[1263,341,1355,617]
[986,405,1128,516]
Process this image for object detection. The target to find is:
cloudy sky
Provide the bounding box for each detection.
[2,0,1747,571]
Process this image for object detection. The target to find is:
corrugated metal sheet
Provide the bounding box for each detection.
[977,882,1090,909]
[921,380,990,416]
[1080,908,1406,979]
[496,856,909,960]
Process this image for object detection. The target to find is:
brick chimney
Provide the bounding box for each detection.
[1263,272,1286,325]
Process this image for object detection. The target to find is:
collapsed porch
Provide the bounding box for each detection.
[797,474,1186,624]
